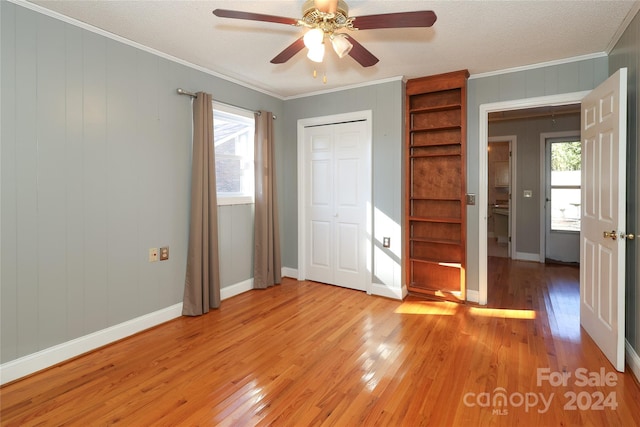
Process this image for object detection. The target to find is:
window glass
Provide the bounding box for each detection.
[550,141,581,232]
[213,104,255,204]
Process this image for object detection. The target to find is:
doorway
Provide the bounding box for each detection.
[297,111,372,293]
[487,137,515,259]
[478,91,589,305]
[479,72,628,371]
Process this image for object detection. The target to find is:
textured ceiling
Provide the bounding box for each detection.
[26,0,640,98]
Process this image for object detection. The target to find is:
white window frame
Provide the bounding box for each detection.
[213,102,255,206]
[547,136,581,233]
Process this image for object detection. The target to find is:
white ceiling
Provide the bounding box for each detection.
[26,0,640,98]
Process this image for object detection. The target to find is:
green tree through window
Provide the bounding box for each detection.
[551,141,581,171]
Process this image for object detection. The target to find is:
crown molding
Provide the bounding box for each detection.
[469,52,608,80]
[283,75,405,100]
[8,0,286,100]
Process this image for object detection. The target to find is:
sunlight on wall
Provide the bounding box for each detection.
[373,206,401,286]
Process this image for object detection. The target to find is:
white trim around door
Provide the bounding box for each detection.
[539,130,582,263]
[478,91,589,305]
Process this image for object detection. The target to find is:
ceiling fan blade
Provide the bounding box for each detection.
[314,0,338,14]
[271,37,305,64]
[344,35,379,67]
[213,9,299,26]
[352,11,437,30]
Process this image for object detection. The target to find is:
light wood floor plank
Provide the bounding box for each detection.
[2,259,640,426]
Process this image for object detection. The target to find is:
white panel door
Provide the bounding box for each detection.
[307,129,334,284]
[580,68,627,372]
[304,121,369,291]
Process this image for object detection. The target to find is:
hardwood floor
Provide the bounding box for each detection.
[2,258,640,426]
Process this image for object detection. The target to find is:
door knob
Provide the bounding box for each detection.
[603,230,618,240]
[620,232,635,240]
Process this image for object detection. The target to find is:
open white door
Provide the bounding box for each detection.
[580,68,627,372]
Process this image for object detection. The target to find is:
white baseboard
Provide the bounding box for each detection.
[0,277,261,386]
[625,339,640,384]
[281,267,298,279]
[0,302,183,385]
[220,278,253,300]
[466,289,480,304]
[370,283,404,300]
[515,251,541,262]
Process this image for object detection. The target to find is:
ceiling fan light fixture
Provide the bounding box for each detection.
[307,43,325,62]
[303,27,324,48]
[331,33,352,58]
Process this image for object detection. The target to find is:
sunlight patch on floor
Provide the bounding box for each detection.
[468,306,537,319]
[395,301,459,315]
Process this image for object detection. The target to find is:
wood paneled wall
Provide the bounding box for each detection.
[609,8,640,359]
[0,2,282,365]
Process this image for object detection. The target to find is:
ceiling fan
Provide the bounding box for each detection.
[212,0,436,67]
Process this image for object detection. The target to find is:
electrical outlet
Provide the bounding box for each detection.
[383,237,391,248]
[160,246,169,261]
[149,248,158,262]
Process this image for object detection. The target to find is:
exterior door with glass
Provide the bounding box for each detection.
[544,135,581,263]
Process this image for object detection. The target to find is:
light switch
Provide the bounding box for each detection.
[149,248,158,262]
[524,190,533,198]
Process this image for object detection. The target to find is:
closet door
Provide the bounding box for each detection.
[304,120,369,291]
[405,70,469,301]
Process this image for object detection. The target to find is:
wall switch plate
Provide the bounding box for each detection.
[160,246,169,261]
[466,193,476,205]
[524,190,533,198]
[149,248,158,262]
[383,237,391,248]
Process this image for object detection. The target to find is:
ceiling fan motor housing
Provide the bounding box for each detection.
[302,0,351,31]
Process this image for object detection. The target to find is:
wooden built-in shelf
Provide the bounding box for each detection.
[410,125,461,133]
[409,237,461,245]
[410,142,462,148]
[408,258,462,267]
[409,103,462,114]
[410,197,461,201]
[408,216,462,224]
[409,153,462,159]
[405,69,469,301]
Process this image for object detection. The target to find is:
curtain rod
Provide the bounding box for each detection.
[176,88,276,119]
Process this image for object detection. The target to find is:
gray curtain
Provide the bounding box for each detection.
[182,92,221,315]
[254,111,281,289]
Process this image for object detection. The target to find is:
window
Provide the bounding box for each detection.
[550,140,581,232]
[213,103,255,205]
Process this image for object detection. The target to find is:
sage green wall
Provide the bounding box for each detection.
[489,113,581,256]
[0,2,283,364]
[466,56,609,294]
[282,80,404,290]
[609,9,640,356]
